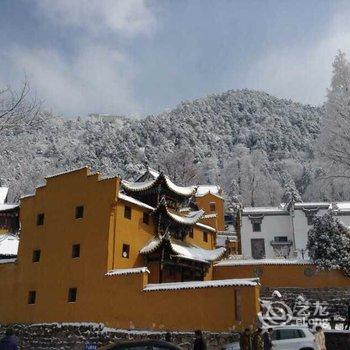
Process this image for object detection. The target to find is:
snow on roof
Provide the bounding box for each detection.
[0,187,8,204]
[0,234,19,256]
[140,237,225,262]
[179,207,191,212]
[203,213,217,219]
[294,202,330,209]
[332,202,350,212]
[244,202,334,215]
[148,168,160,179]
[20,193,35,200]
[243,207,287,215]
[137,167,160,180]
[167,209,205,225]
[140,169,226,199]
[195,185,222,198]
[216,234,238,247]
[195,222,216,232]
[121,179,156,192]
[215,259,312,267]
[170,239,226,263]
[118,193,154,211]
[45,166,90,179]
[140,237,162,254]
[0,258,16,264]
[143,278,259,292]
[106,267,150,276]
[122,172,196,197]
[0,204,18,212]
[163,177,196,196]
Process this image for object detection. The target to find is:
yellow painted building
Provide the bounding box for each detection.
[0,167,260,332]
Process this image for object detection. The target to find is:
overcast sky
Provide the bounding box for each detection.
[0,0,349,117]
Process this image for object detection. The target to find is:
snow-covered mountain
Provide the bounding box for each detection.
[0,89,324,204]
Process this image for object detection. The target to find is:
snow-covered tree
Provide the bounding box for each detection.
[317,51,350,179]
[157,147,200,186]
[0,89,323,201]
[281,176,302,203]
[307,211,350,275]
[220,145,283,206]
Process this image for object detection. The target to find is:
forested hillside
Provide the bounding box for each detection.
[0,89,326,205]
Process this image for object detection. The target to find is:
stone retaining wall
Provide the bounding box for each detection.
[325,331,350,349]
[2,322,350,350]
[261,287,350,317]
[0,323,239,350]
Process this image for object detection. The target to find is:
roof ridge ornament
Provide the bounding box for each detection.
[121,171,196,197]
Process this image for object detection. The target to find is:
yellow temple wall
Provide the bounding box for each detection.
[0,167,260,332]
[0,265,259,332]
[0,262,18,324]
[187,226,215,250]
[196,193,225,231]
[214,263,350,288]
[112,200,155,270]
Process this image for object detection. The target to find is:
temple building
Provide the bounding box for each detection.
[0,167,260,332]
[1,166,349,332]
[120,169,225,283]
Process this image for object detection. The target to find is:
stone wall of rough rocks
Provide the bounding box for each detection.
[0,323,239,350]
[1,322,350,349]
[325,331,350,349]
[261,287,350,318]
[260,287,350,349]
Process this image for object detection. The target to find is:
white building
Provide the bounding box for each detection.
[241,201,350,260]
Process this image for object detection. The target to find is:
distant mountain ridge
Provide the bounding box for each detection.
[142,89,322,160]
[0,89,324,203]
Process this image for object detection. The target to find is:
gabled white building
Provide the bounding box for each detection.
[241,201,350,259]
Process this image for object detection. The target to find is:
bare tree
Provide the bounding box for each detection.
[0,78,41,133]
[157,147,200,185]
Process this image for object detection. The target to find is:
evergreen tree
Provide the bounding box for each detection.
[281,171,302,203]
[317,51,350,180]
[307,211,350,275]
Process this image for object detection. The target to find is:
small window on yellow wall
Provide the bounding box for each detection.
[28,290,36,304]
[189,228,194,238]
[122,244,130,258]
[72,244,80,258]
[210,202,216,212]
[143,212,149,224]
[68,287,77,302]
[124,206,131,219]
[36,213,44,226]
[32,249,41,263]
[203,231,208,242]
[75,205,84,219]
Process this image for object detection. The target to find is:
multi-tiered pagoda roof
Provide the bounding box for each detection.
[119,168,225,282]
